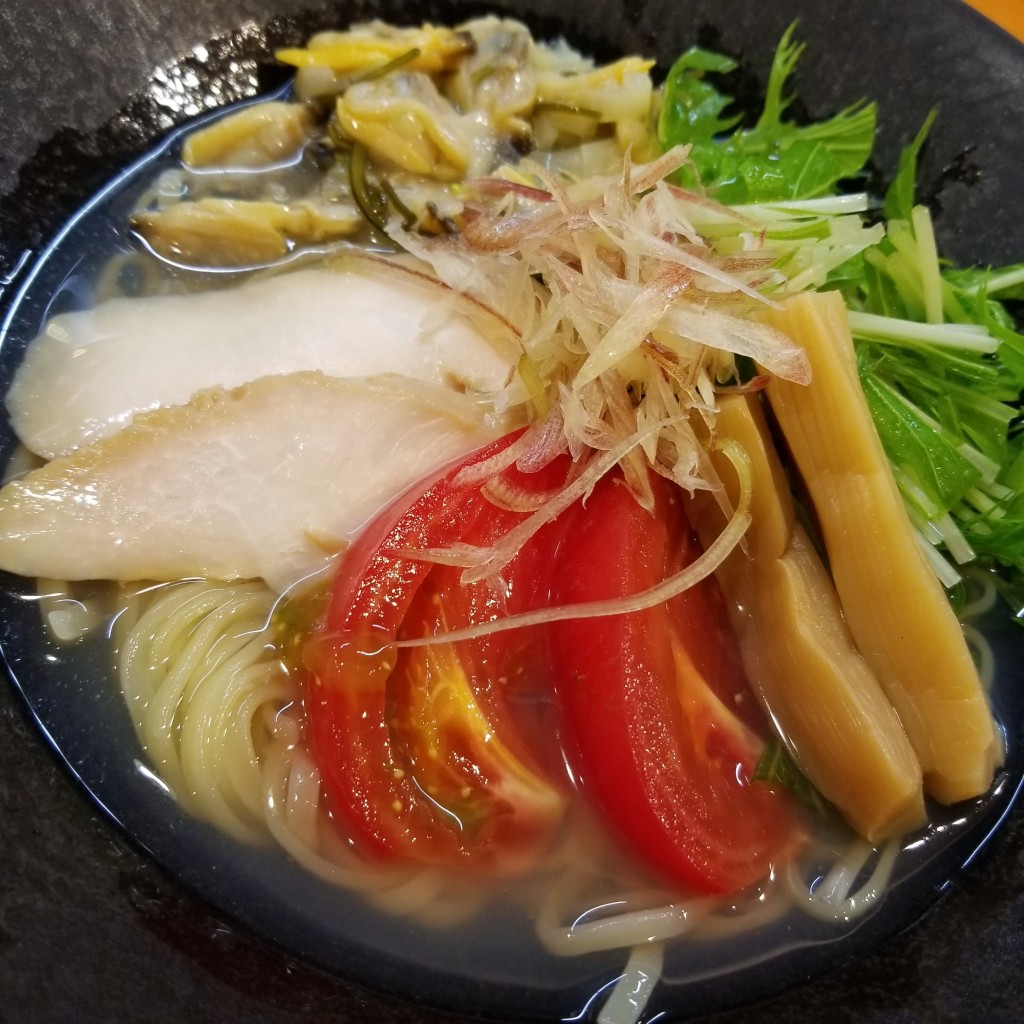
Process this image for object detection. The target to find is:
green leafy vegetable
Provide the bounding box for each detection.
[825,111,1024,619]
[858,352,982,514]
[658,23,876,203]
[753,736,834,818]
[658,48,741,148]
[354,46,421,83]
[657,27,1023,622]
[962,446,1024,592]
[348,142,389,233]
[883,107,937,223]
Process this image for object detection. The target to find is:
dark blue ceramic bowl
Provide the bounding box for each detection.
[1,3,1022,1022]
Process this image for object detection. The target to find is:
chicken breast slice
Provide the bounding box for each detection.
[0,372,504,592]
[7,262,517,459]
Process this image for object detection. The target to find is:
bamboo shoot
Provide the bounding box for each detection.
[760,292,999,804]
[691,394,925,839]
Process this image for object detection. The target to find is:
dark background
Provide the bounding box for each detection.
[1,2,1023,1022]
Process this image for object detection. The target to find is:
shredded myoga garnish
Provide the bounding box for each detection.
[1,15,1021,1023]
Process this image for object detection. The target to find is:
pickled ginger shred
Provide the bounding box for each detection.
[0,372,504,592]
[7,263,518,459]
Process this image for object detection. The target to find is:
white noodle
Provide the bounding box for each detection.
[116,578,486,926]
[785,840,900,924]
[961,572,999,620]
[597,942,664,1024]
[963,623,996,693]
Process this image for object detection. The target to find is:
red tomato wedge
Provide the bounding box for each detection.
[546,471,804,894]
[304,433,570,874]
[305,430,802,891]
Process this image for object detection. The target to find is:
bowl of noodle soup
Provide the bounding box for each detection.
[1,1,1023,1022]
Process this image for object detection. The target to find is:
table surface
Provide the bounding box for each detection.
[965,0,1024,41]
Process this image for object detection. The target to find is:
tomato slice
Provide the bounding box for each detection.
[304,434,570,874]
[306,430,801,888]
[546,471,804,894]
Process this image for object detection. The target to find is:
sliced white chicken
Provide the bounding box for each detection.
[0,372,505,592]
[7,262,517,459]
